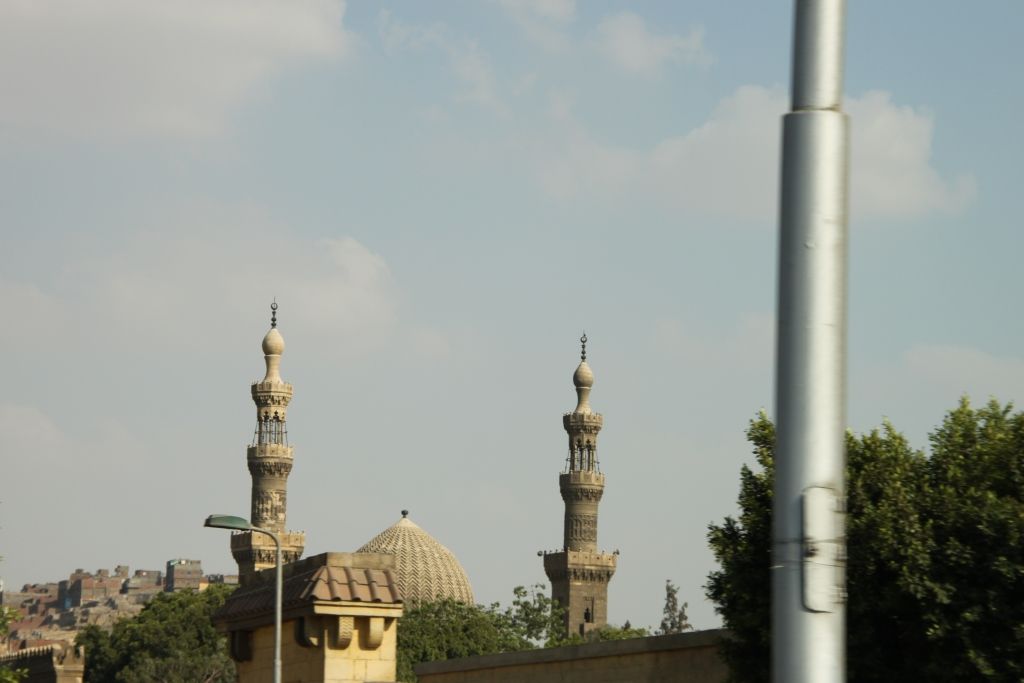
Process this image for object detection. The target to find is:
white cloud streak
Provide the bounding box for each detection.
[0,0,355,139]
[495,0,576,50]
[378,11,506,114]
[536,85,974,221]
[2,206,399,358]
[596,11,711,76]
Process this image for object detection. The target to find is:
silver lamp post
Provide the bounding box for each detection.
[204,514,282,683]
[772,1,849,682]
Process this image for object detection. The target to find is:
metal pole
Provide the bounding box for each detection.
[263,529,283,683]
[251,527,283,683]
[773,1,849,682]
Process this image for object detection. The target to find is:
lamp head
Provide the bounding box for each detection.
[204,514,253,531]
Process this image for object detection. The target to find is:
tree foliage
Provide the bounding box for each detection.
[0,605,27,682]
[657,579,693,635]
[76,584,235,683]
[584,622,651,641]
[397,584,574,682]
[706,399,1024,682]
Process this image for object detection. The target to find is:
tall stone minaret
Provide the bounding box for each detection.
[543,334,617,638]
[231,302,306,585]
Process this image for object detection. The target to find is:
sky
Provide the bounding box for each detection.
[1,0,1022,631]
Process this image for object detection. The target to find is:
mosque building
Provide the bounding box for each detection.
[213,305,725,682]
[228,304,475,606]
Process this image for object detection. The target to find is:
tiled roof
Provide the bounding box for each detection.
[216,554,402,622]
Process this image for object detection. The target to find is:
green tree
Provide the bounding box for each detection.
[397,584,575,682]
[584,622,650,641]
[0,605,27,682]
[76,584,235,683]
[657,580,693,635]
[706,400,1024,682]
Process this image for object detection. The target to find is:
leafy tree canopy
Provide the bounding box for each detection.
[397,584,570,682]
[706,399,1024,683]
[657,579,693,635]
[76,584,235,683]
[397,583,655,681]
[0,605,26,682]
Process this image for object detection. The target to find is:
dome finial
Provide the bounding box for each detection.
[261,302,286,375]
[401,509,409,518]
[572,334,594,411]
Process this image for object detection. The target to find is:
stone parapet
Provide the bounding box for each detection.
[415,630,729,683]
[0,643,84,682]
[562,411,604,433]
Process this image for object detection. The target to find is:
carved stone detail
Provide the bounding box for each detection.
[560,486,604,503]
[332,616,354,650]
[567,514,597,542]
[365,617,385,650]
[252,490,286,528]
[248,459,293,478]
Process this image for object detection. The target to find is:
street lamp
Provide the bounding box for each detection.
[204,514,282,683]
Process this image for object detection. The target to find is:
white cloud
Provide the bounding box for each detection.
[535,85,974,221]
[2,205,400,358]
[534,89,639,198]
[0,0,355,139]
[378,11,506,114]
[649,85,782,218]
[847,91,976,217]
[596,12,711,76]
[496,0,575,50]
[497,0,575,23]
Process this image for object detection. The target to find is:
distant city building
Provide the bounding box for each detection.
[204,574,239,586]
[230,303,305,585]
[123,569,163,599]
[3,562,233,653]
[165,559,202,592]
[542,336,617,638]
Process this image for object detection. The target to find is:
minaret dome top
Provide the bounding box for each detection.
[262,328,285,356]
[262,301,285,356]
[572,333,594,389]
[572,362,594,389]
[571,333,595,413]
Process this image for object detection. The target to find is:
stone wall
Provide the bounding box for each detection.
[0,643,84,683]
[415,629,728,683]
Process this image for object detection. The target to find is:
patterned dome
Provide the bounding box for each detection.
[357,512,474,604]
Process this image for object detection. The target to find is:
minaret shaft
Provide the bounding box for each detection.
[543,336,617,638]
[231,304,306,585]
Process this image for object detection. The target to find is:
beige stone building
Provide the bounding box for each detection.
[541,335,617,638]
[216,552,404,683]
[214,313,726,683]
[231,303,306,585]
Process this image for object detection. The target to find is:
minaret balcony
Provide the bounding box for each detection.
[247,444,294,459]
[559,470,605,487]
[562,412,603,432]
[542,549,618,581]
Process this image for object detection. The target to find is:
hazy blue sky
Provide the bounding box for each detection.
[2,1,1022,630]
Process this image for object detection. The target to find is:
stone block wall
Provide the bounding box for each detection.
[415,629,728,683]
